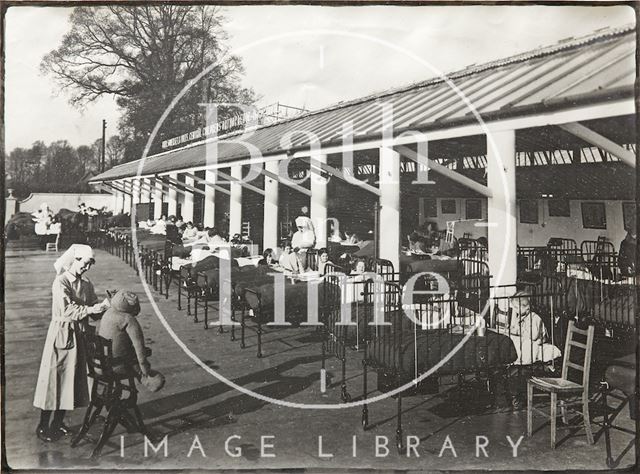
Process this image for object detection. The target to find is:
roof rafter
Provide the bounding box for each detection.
[558,122,635,168]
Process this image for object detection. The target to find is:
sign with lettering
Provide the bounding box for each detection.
[162,109,261,149]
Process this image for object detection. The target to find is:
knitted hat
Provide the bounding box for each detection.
[110,290,140,316]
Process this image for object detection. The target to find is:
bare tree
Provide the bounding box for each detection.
[41,5,255,162]
[106,135,125,167]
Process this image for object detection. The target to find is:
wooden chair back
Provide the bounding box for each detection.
[561,320,595,388]
[84,328,116,381]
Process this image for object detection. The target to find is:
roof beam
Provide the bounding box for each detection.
[559,122,635,168]
[131,178,156,194]
[215,170,265,197]
[96,183,115,195]
[305,157,382,197]
[259,167,312,197]
[155,179,189,197]
[102,181,132,196]
[181,171,231,196]
[395,145,493,198]
[156,175,207,197]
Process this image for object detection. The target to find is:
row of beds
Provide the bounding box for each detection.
[97,229,636,454]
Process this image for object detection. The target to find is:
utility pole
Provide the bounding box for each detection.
[101,119,107,172]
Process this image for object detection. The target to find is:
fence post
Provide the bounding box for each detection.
[5,189,18,224]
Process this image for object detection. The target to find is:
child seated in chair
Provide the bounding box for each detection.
[98,290,152,378]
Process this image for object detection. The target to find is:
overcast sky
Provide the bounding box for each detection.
[4,4,635,151]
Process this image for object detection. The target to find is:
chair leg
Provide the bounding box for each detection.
[582,394,594,445]
[602,386,614,467]
[257,320,263,358]
[241,309,246,349]
[340,346,350,402]
[396,395,404,453]
[550,392,557,449]
[193,291,198,323]
[71,401,103,447]
[560,400,568,425]
[230,309,236,341]
[361,360,369,429]
[91,406,120,458]
[204,294,208,329]
[177,276,182,310]
[133,405,149,437]
[527,382,533,437]
[121,410,139,434]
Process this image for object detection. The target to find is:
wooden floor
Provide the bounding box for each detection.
[3,248,636,470]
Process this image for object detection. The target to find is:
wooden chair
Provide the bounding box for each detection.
[45,232,60,252]
[527,320,595,449]
[71,328,148,458]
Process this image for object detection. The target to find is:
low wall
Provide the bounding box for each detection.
[17,193,114,215]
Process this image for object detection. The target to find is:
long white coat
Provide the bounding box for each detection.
[33,271,97,410]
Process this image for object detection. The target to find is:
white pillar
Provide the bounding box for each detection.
[182,174,195,222]
[5,189,18,224]
[310,154,328,248]
[113,189,123,215]
[153,179,163,219]
[167,173,178,217]
[487,130,517,287]
[263,161,279,250]
[123,181,132,213]
[140,178,151,203]
[132,178,141,205]
[203,169,216,227]
[379,146,401,271]
[229,165,243,236]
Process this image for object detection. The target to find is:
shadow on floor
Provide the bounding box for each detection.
[71,354,324,456]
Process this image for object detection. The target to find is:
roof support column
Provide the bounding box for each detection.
[132,178,141,205]
[167,173,178,217]
[153,179,163,220]
[229,165,243,236]
[310,154,328,248]
[379,146,401,271]
[123,181,132,213]
[182,174,195,222]
[114,187,124,215]
[140,178,151,203]
[203,169,217,227]
[263,161,279,250]
[487,130,517,287]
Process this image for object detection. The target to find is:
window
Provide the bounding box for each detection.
[548,199,570,217]
[423,198,437,218]
[519,199,538,224]
[465,199,482,220]
[622,202,636,230]
[581,202,606,229]
[441,199,457,214]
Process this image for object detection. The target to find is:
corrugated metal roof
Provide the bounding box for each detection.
[92,24,635,182]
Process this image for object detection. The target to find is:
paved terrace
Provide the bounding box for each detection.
[4,248,636,470]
